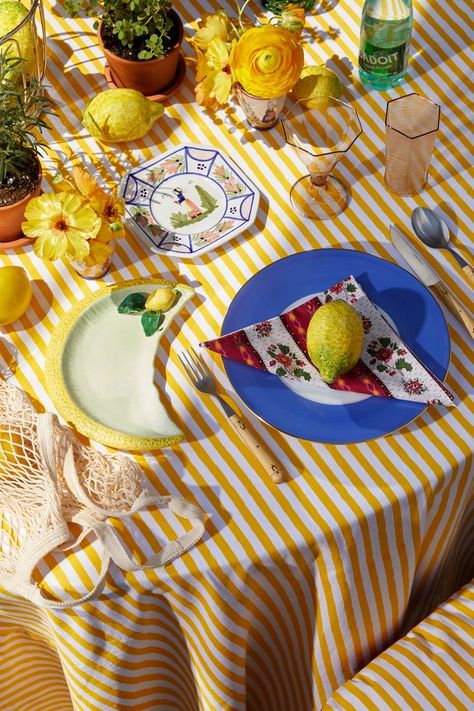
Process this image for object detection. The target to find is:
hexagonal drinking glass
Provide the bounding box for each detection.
[281,98,363,220]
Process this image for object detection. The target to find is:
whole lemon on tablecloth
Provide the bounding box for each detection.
[0,266,32,325]
[82,89,164,142]
[293,65,343,107]
[0,1,35,77]
[307,300,364,384]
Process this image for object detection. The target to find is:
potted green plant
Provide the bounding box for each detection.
[0,52,54,247]
[65,0,184,97]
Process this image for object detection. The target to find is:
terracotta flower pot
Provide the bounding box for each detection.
[0,163,42,247]
[99,9,183,96]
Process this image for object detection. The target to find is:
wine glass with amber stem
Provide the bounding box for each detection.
[281,98,363,220]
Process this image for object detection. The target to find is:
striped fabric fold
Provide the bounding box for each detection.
[0,0,472,709]
[323,582,474,711]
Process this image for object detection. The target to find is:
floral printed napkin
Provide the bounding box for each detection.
[201,275,454,406]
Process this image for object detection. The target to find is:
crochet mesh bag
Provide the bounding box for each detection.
[0,378,205,609]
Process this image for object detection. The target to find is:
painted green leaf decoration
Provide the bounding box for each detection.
[117,293,147,314]
[141,310,164,337]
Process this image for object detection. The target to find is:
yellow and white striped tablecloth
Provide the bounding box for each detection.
[1,0,473,709]
[323,581,474,710]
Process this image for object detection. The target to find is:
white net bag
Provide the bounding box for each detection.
[0,378,205,609]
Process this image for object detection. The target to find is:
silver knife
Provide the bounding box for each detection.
[390,225,474,340]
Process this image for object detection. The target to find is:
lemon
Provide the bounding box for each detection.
[0,266,32,325]
[293,65,343,107]
[307,300,364,384]
[82,89,164,142]
[145,287,176,313]
[0,1,35,78]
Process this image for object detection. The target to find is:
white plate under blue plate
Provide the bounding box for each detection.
[119,144,260,258]
[221,249,451,444]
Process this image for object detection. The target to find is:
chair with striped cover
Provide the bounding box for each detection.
[323,582,473,711]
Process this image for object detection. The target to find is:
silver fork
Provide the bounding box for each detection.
[179,348,285,484]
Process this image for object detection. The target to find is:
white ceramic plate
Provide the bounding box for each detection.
[120,144,260,258]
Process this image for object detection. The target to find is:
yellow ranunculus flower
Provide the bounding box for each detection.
[232,25,304,99]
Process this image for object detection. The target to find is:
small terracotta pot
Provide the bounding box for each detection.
[0,163,42,245]
[99,10,183,96]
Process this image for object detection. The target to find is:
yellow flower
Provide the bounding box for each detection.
[22,192,101,261]
[195,38,234,108]
[193,11,230,51]
[232,25,304,98]
[72,166,103,198]
[91,191,125,224]
[83,238,115,267]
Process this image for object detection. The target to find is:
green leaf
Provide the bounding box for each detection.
[141,310,163,337]
[279,344,290,354]
[294,368,311,381]
[346,283,356,292]
[376,364,387,372]
[275,367,286,377]
[379,337,391,347]
[395,358,412,371]
[117,293,147,314]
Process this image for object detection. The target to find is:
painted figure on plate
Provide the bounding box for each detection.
[173,188,202,219]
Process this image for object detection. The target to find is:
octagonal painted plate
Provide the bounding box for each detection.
[119,144,260,258]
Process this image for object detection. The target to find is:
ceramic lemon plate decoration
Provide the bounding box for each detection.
[46,278,193,450]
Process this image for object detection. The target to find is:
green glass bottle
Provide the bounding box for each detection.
[359,0,413,90]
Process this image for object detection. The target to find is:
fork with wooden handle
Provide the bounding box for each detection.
[179,349,285,484]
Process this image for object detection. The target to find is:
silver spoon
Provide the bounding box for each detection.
[411,207,474,285]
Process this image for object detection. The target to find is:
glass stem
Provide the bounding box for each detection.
[310,174,328,187]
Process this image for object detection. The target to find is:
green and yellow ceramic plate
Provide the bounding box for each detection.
[45,278,194,451]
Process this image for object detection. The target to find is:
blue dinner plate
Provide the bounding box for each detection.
[222,249,450,444]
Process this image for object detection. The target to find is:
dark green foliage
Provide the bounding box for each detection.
[0,52,55,184]
[261,0,314,14]
[65,0,173,59]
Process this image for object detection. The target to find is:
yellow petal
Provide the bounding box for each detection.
[72,166,102,198]
[64,231,91,260]
[196,70,221,107]
[23,193,63,221]
[33,232,69,260]
[195,48,209,82]
[193,12,229,51]
[206,38,230,71]
[88,239,113,264]
[95,222,122,243]
[212,70,232,104]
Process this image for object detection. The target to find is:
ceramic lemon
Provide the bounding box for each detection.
[307,300,364,383]
[45,279,193,450]
[82,89,164,142]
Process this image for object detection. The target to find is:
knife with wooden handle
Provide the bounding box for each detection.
[390,225,474,341]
